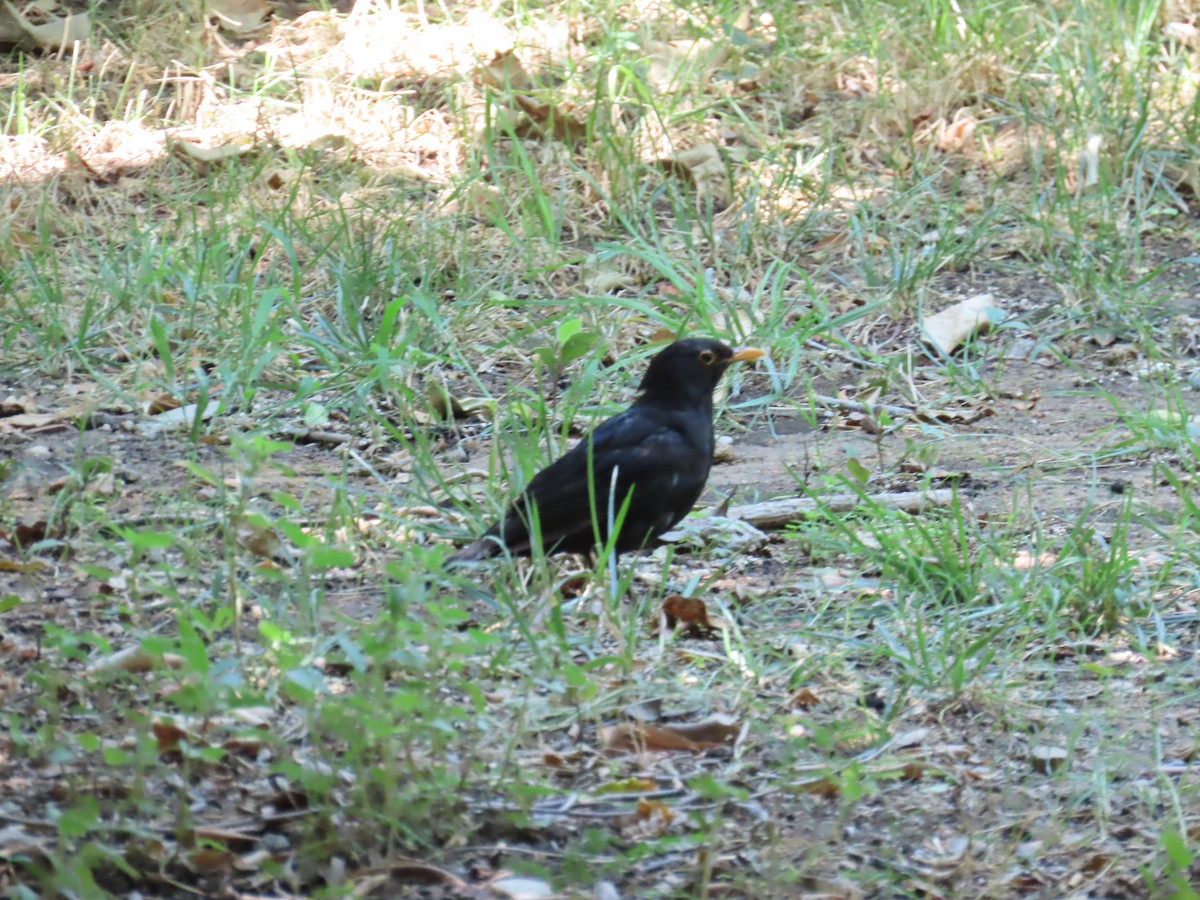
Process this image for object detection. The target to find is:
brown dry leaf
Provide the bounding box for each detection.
[477,48,532,89]
[0,411,72,433]
[152,720,194,754]
[191,847,236,873]
[87,646,185,676]
[599,714,743,755]
[512,93,589,143]
[236,517,283,559]
[665,714,743,746]
[791,688,821,709]
[599,723,702,754]
[660,142,730,205]
[636,798,675,823]
[920,294,1004,356]
[367,860,479,895]
[146,392,181,415]
[0,556,48,574]
[206,0,270,35]
[632,798,676,835]
[221,736,267,758]
[793,776,842,796]
[934,109,977,153]
[426,381,468,420]
[557,574,589,599]
[658,594,717,638]
[10,519,50,547]
[0,394,35,415]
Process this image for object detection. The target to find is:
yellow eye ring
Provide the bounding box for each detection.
[698,349,717,365]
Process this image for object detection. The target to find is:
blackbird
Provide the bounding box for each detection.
[449,338,764,562]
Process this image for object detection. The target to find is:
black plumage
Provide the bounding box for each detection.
[449,338,764,562]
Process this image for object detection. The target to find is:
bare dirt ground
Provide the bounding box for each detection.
[4,279,1194,897]
[5,1,1200,896]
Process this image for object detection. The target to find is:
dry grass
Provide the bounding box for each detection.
[3,0,1200,897]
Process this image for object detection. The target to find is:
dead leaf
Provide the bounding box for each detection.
[235,516,283,560]
[920,294,1004,356]
[580,253,637,294]
[791,688,821,709]
[666,714,743,746]
[0,411,73,433]
[512,93,589,143]
[599,714,742,755]
[477,48,532,89]
[636,799,674,822]
[0,557,47,574]
[146,392,181,415]
[659,142,730,205]
[0,0,88,50]
[600,722,701,754]
[11,519,51,547]
[191,847,236,873]
[152,720,193,754]
[172,134,254,162]
[557,574,589,599]
[657,595,718,638]
[135,401,218,435]
[934,109,977,153]
[712,435,736,463]
[0,394,35,415]
[426,381,468,420]
[639,36,728,93]
[206,0,270,35]
[793,776,842,796]
[87,646,185,676]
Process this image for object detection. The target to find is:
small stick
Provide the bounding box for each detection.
[728,489,956,530]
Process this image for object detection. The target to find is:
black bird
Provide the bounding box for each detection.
[449,338,764,562]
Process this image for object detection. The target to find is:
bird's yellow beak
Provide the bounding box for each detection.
[730,346,765,363]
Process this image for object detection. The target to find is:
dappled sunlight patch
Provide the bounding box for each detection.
[4,0,1200,895]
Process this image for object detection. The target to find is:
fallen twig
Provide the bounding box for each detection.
[728,488,956,530]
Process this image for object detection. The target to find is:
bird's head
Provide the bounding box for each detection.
[636,338,765,407]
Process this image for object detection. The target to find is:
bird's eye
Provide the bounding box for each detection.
[698,349,717,365]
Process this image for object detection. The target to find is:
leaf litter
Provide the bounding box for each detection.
[2,2,1200,898]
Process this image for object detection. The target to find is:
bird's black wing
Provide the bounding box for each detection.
[494,406,708,554]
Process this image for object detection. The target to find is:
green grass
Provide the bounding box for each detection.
[3,0,1200,896]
